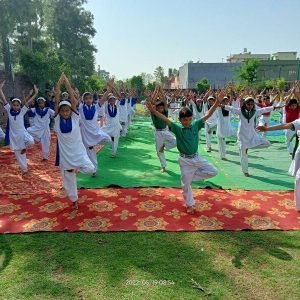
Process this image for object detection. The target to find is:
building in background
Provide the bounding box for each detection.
[272,52,297,61]
[226,48,270,63]
[177,50,299,89]
[256,60,300,82]
[178,62,241,89]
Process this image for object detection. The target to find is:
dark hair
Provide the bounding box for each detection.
[289,99,298,105]
[179,107,193,119]
[155,102,164,107]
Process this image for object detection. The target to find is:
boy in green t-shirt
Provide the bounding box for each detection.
[146,95,221,214]
[150,99,177,173]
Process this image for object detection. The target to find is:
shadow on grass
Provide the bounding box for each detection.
[205,231,297,269]
[0,232,231,299]
[0,235,13,272]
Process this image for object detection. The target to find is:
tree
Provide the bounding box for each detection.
[235,58,260,84]
[195,78,210,94]
[129,75,145,93]
[140,72,154,85]
[154,66,165,84]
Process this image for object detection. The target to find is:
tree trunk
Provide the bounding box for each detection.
[1,34,11,73]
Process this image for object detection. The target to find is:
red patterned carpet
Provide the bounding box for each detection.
[0,137,299,233]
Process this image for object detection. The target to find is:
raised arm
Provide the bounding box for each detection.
[145,101,171,126]
[0,80,7,105]
[62,74,77,111]
[54,75,64,114]
[25,85,39,107]
[202,93,222,122]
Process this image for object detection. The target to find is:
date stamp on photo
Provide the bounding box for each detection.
[125,279,175,286]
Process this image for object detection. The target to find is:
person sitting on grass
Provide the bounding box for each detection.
[146,93,222,214]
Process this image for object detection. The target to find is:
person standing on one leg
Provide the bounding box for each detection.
[146,92,222,214]
[54,73,96,210]
[221,96,275,176]
[257,119,300,211]
[148,86,176,173]
[78,90,112,176]
[0,81,38,175]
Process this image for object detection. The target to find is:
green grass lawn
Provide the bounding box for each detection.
[1,231,300,300]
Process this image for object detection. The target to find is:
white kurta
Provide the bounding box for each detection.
[54,113,93,170]
[189,101,204,120]
[119,99,128,123]
[0,127,4,139]
[216,108,236,138]
[78,103,111,147]
[4,103,34,150]
[224,105,274,149]
[288,119,300,210]
[203,103,218,129]
[289,120,300,176]
[102,102,122,137]
[27,108,55,140]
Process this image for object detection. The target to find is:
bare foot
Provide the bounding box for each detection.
[72,201,78,210]
[159,144,165,153]
[244,172,250,177]
[160,167,166,173]
[187,206,195,215]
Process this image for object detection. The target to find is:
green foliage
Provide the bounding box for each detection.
[195,78,210,93]
[85,74,105,92]
[235,58,260,84]
[154,66,165,84]
[0,0,97,89]
[146,82,156,91]
[128,75,145,93]
[255,77,287,91]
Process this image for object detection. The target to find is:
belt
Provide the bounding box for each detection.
[180,153,198,159]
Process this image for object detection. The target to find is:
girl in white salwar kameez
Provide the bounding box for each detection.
[0,82,38,175]
[119,93,129,137]
[257,119,300,212]
[78,92,112,175]
[216,96,236,160]
[27,97,55,161]
[54,74,96,209]
[222,96,274,176]
[204,96,218,152]
[102,94,122,158]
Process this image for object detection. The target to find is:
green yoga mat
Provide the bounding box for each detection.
[77,116,294,191]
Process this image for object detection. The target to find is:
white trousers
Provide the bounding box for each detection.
[179,155,218,207]
[154,129,177,168]
[120,121,128,137]
[240,148,249,173]
[205,123,217,149]
[294,170,300,211]
[217,137,226,159]
[60,162,95,202]
[14,150,28,172]
[86,147,97,169]
[258,115,271,138]
[111,136,119,155]
[285,129,295,155]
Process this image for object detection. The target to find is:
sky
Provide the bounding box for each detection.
[85,0,300,80]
